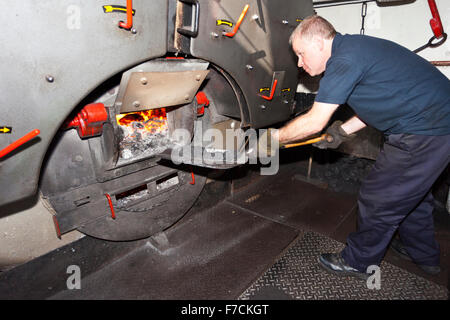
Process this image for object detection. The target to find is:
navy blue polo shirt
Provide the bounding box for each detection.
[315,32,450,135]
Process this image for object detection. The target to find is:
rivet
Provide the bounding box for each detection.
[195,75,201,81]
[131,28,137,34]
[184,94,190,100]
[140,77,148,85]
[246,64,253,70]
[45,75,54,83]
[282,20,289,25]
[133,101,141,108]
[260,105,266,110]
[210,32,219,38]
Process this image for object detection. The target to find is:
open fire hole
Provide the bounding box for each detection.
[116,108,172,161]
[156,173,179,191]
[115,184,148,201]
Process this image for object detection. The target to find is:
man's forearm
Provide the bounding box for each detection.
[277,101,340,144]
[278,113,322,143]
[341,116,367,135]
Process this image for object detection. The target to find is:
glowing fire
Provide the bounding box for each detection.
[116,108,168,134]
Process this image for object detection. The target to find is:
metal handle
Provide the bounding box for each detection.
[118,0,133,29]
[282,134,331,149]
[177,0,200,38]
[413,0,447,54]
[224,4,249,38]
[260,79,278,101]
[0,129,40,158]
[428,0,444,39]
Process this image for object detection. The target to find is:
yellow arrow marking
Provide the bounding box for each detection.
[0,127,11,133]
[216,19,233,27]
[102,5,135,15]
[259,87,270,93]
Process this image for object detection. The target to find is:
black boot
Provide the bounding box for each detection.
[318,252,370,280]
[390,237,441,275]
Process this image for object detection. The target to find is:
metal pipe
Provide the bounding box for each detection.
[313,0,376,8]
[430,60,450,66]
[0,129,40,159]
[307,152,313,180]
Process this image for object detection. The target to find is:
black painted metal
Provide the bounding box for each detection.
[39,100,205,240]
[313,0,410,8]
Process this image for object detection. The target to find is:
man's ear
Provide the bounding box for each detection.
[313,35,324,51]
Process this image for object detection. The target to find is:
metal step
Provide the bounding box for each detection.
[239,231,448,300]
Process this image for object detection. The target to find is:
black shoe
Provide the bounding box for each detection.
[318,252,369,280]
[418,264,441,275]
[390,237,441,275]
[390,237,413,261]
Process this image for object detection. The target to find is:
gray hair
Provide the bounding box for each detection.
[289,15,336,45]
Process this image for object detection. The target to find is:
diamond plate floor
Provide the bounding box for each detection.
[239,232,448,300]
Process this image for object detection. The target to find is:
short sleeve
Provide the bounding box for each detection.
[315,57,364,105]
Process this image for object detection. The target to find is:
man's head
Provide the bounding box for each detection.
[290,15,336,76]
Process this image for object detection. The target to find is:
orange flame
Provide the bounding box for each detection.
[116,108,168,134]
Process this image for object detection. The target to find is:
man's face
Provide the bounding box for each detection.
[292,35,327,76]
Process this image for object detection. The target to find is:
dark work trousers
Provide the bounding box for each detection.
[341,133,450,272]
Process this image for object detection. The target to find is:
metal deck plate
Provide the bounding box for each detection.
[239,232,448,300]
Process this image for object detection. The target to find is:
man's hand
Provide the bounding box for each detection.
[313,120,356,149]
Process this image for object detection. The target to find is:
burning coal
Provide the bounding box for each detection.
[116,108,173,160]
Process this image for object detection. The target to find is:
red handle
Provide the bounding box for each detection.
[260,79,278,101]
[0,129,40,158]
[224,4,249,38]
[119,0,133,29]
[428,0,444,39]
[105,193,116,220]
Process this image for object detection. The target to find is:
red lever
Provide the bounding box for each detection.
[224,4,249,38]
[52,215,62,239]
[196,91,210,106]
[0,129,40,158]
[260,79,278,101]
[190,169,195,185]
[105,193,116,220]
[196,92,209,116]
[119,0,133,29]
[428,0,444,39]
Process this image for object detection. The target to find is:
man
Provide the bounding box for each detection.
[273,15,450,279]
